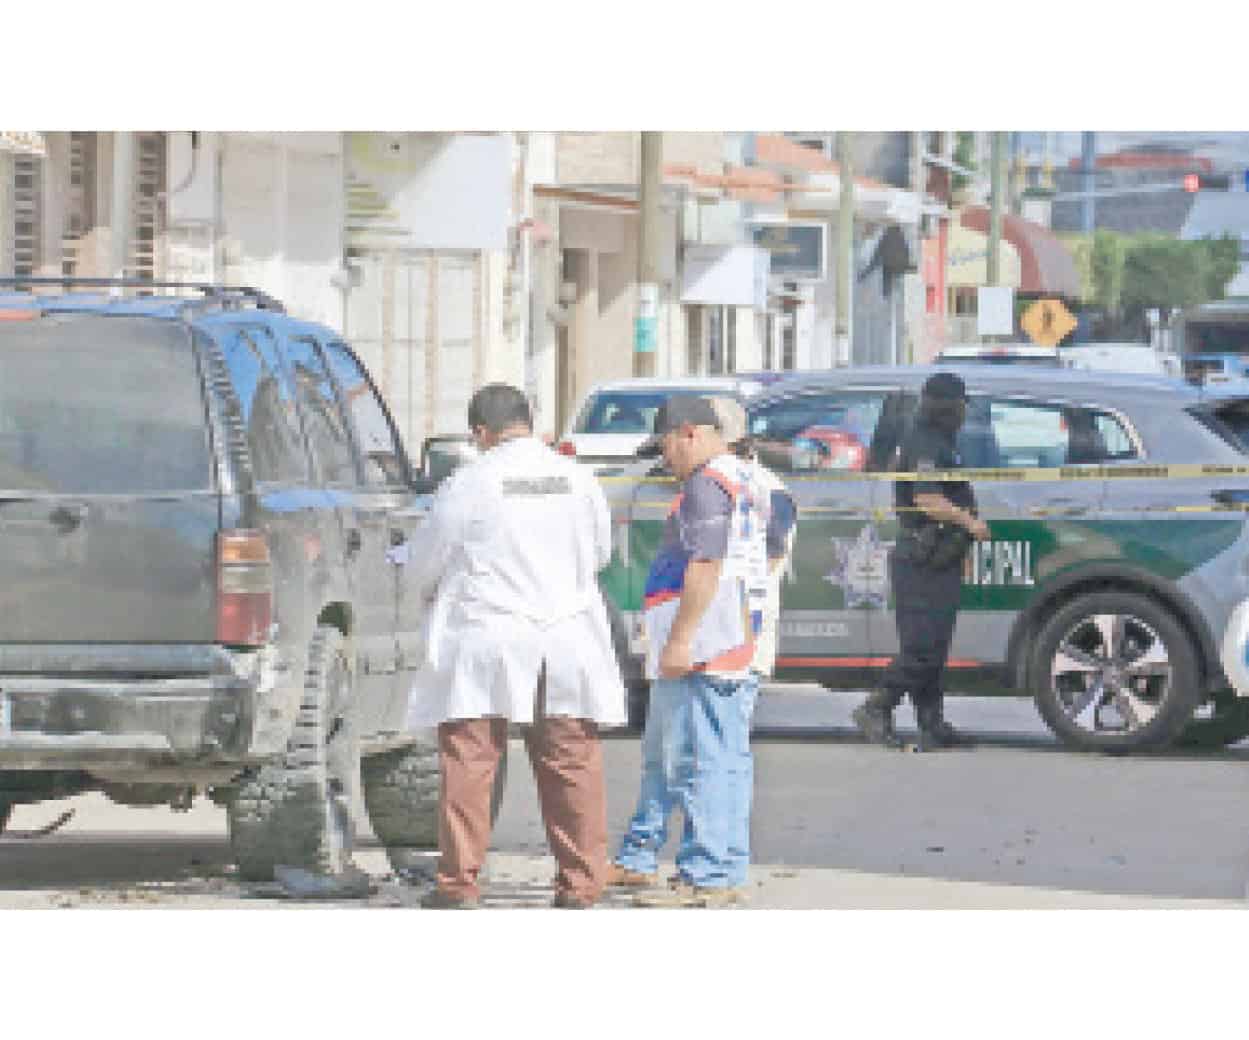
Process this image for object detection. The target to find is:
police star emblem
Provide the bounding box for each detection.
[827,524,894,610]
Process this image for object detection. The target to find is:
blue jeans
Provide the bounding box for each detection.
[615,672,760,889]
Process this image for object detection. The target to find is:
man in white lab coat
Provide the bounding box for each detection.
[406,384,626,909]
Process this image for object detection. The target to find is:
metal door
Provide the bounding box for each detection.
[345,249,483,449]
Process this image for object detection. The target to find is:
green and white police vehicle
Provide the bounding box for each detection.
[599,366,1249,752]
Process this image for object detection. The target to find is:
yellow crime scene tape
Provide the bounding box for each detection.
[598,460,1249,485]
[602,460,1249,517]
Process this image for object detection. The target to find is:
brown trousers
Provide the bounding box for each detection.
[436,689,607,903]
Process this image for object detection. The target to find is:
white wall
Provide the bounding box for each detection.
[218,133,344,331]
[346,133,510,252]
[734,305,763,370]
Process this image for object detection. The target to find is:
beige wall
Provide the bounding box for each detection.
[946,221,1022,289]
[557,133,638,185]
[556,132,728,186]
[663,132,727,172]
[557,206,641,413]
[594,211,640,388]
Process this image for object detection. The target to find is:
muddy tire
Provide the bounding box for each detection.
[362,734,508,872]
[227,625,359,881]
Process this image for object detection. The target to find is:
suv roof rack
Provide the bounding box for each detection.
[0,277,286,314]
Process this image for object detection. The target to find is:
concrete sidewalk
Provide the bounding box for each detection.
[3,791,1246,909]
[410,851,1245,910]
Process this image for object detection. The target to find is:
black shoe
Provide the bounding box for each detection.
[852,691,904,749]
[914,702,971,751]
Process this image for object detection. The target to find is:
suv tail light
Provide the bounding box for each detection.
[557,440,577,457]
[217,529,272,646]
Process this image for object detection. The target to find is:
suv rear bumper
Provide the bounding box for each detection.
[0,675,253,769]
[0,643,283,771]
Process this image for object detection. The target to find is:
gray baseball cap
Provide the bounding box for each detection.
[636,395,721,458]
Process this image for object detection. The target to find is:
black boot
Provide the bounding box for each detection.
[914,699,971,751]
[852,689,905,749]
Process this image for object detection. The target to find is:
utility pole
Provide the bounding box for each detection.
[634,131,662,377]
[987,131,1003,287]
[1008,131,1022,216]
[110,131,135,285]
[835,131,854,366]
[0,148,12,278]
[1081,131,1096,234]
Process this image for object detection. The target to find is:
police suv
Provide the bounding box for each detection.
[600,366,1249,751]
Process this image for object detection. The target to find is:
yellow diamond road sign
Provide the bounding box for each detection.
[1021,298,1078,347]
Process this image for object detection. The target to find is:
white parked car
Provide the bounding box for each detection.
[558,376,773,470]
[1060,342,1181,378]
[935,343,1062,366]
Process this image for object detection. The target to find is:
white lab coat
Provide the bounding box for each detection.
[405,437,627,728]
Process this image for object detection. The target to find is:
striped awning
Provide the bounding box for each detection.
[0,131,47,157]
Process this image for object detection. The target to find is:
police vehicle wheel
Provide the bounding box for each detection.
[1030,592,1202,752]
[1174,688,1249,749]
[361,736,508,872]
[626,682,650,733]
[227,625,359,881]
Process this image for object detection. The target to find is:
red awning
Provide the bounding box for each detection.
[960,207,1081,297]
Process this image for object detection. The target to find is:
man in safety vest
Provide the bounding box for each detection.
[406,384,626,909]
[610,395,794,907]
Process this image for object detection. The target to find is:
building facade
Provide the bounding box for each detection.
[7,131,1018,443]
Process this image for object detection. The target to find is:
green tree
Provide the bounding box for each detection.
[1089,230,1126,316]
[1198,233,1240,300]
[1121,235,1208,319]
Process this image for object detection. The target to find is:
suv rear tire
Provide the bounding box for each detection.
[361,736,508,873]
[1030,591,1202,752]
[227,625,358,881]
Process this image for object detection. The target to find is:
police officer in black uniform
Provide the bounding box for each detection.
[853,372,990,751]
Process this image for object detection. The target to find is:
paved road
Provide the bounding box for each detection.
[497,685,1249,902]
[1,684,1246,907]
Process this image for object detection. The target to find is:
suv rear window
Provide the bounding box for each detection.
[0,315,212,493]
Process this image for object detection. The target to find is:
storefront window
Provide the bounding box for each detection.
[685,306,702,375]
[781,314,796,370]
[949,287,979,316]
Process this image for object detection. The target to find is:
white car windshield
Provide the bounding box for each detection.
[574,389,735,434]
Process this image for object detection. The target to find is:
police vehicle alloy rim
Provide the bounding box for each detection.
[1049,612,1172,735]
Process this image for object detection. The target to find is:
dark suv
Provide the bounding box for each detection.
[0,279,499,879]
